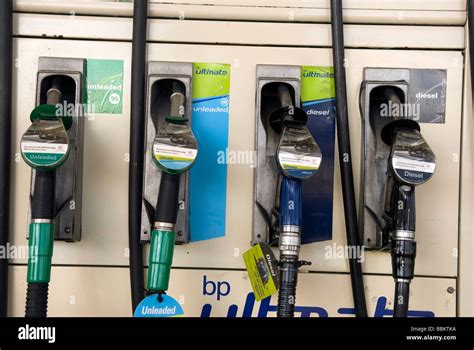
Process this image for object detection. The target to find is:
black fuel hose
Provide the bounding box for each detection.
[25,170,55,318]
[129,0,148,312]
[393,281,410,317]
[277,256,299,318]
[25,283,49,318]
[0,0,12,317]
[390,183,416,318]
[330,0,368,317]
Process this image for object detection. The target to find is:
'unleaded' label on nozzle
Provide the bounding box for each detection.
[153,143,197,170]
[21,141,69,167]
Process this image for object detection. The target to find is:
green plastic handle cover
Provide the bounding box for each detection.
[27,222,54,283]
[30,104,73,131]
[147,229,175,292]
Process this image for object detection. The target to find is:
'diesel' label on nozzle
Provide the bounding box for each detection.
[243,243,279,301]
[390,129,436,185]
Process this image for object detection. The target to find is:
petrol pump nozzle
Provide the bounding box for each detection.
[380,118,436,317]
[147,81,198,297]
[21,78,71,171]
[382,119,436,186]
[269,84,321,317]
[272,84,322,181]
[152,82,197,175]
[21,78,71,318]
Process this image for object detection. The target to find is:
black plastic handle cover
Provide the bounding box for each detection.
[31,170,55,220]
[155,172,180,225]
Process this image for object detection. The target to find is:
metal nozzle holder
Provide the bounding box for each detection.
[253,65,302,245]
[27,57,85,242]
[141,62,193,244]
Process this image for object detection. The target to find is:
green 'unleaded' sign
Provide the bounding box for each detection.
[86,59,124,114]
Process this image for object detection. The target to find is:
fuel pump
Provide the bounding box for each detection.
[20,78,71,317]
[270,84,322,318]
[381,118,436,317]
[146,82,198,299]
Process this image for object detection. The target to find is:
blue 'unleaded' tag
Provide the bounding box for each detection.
[134,294,184,317]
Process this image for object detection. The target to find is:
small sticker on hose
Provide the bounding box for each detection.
[243,243,279,301]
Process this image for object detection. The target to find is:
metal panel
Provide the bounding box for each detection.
[14,0,467,12]
[141,0,466,10]
[13,1,467,25]
[13,14,466,50]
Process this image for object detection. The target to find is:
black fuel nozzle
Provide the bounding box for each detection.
[270,84,321,181]
[380,118,436,317]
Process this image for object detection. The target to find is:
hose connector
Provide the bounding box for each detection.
[390,230,417,282]
[279,225,301,256]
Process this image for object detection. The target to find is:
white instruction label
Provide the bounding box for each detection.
[278,151,321,170]
[21,141,68,155]
[392,157,436,173]
[153,143,197,161]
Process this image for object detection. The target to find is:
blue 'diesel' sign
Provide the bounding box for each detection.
[300,66,337,243]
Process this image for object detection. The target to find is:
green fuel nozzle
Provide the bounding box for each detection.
[147,81,198,296]
[22,78,71,318]
[21,78,71,171]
